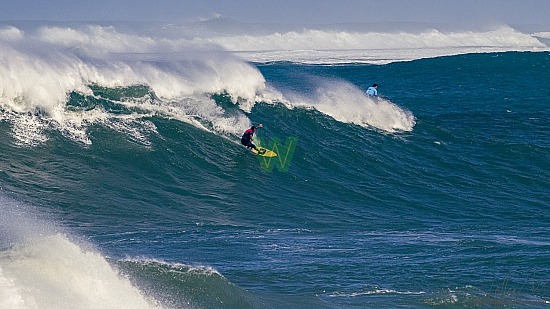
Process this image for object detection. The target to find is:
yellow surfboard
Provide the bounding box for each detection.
[251,147,277,157]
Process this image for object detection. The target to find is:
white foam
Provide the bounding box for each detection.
[199,27,543,50]
[3,22,485,143]
[533,31,550,39]
[196,26,549,64]
[0,25,269,145]
[329,288,426,297]
[122,258,223,277]
[0,234,164,309]
[0,26,24,41]
[0,267,25,308]
[0,195,164,309]
[235,46,542,65]
[289,80,415,132]
[27,25,268,103]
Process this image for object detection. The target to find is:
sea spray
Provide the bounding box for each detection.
[0,235,164,309]
[0,195,164,309]
[0,25,268,145]
[0,23,419,147]
[287,79,415,132]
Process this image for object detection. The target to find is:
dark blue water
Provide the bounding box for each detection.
[1,52,549,308]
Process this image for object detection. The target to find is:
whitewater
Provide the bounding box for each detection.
[1,21,547,146]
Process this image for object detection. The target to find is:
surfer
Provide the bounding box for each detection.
[366,84,378,97]
[241,124,263,153]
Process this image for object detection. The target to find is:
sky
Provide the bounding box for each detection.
[1,0,549,26]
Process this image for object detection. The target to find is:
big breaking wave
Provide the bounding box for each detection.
[3,22,543,146]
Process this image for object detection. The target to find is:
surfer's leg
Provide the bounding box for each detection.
[242,139,254,150]
[246,141,257,151]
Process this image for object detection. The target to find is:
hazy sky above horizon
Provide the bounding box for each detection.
[1,0,549,26]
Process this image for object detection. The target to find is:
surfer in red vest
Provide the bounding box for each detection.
[241,123,263,152]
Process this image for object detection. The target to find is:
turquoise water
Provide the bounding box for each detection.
[1,51,549,308]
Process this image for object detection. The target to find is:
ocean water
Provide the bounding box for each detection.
[0,22,549,308]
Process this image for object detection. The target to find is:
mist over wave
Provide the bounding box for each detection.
[226,26,547,64]
[199,26,545,51]
[0,22,420,146]
[0,24,276,145]
[0,195,163,309]
[287,79,415,132]
[157,18,549,63]
[0,235,165,309]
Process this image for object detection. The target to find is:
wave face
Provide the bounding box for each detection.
[1,21,549,308]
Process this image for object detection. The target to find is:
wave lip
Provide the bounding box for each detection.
[290,80,416,132]
[0,25,271,145]
[0,23,419,147]
[117,258,267,309]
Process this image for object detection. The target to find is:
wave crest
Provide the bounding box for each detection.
[0,25,271,145]
[0,23,421,146]
[290,80,415,132]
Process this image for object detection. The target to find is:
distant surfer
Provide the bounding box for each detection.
[241,124,263,153]
[366,84,378,97]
